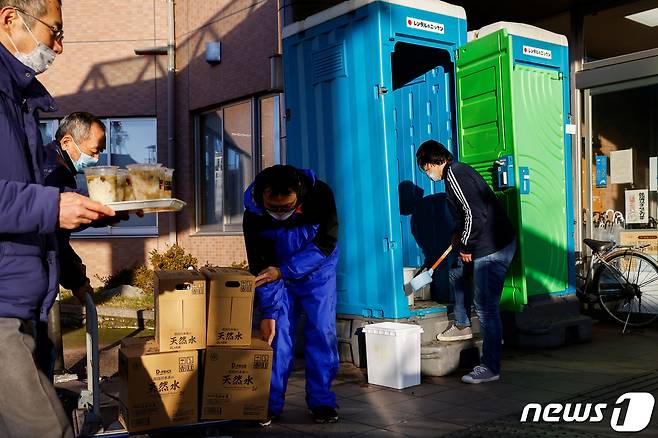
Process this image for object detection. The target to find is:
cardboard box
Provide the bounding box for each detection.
[201,267,255,346]
[118,337,199,432]
[619,230,658,260]
[201,339,273,420]
[155,270,207,352]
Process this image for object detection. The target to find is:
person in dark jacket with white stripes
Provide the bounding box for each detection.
[417,140,516,384]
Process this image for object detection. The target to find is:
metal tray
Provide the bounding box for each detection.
[105,198,186,213]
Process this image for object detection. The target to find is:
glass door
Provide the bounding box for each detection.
[584,81,658,257]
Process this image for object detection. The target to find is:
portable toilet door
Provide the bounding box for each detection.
[455,22,574,311]
[388,6,465,310]
[393,43,457,288]
[283,1,467,319]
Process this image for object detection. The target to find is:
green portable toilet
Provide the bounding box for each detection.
[455,22,575,311]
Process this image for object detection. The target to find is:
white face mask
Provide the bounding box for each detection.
[267,209,295,221]
[7,12,56,75]
[425,166,441,182]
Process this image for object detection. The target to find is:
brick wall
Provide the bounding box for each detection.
[41,0,168,117]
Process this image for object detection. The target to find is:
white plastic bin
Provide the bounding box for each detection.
[362,322,424,389]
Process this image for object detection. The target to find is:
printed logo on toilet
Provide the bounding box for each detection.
[406,17,444,34]
[523,45,552,59]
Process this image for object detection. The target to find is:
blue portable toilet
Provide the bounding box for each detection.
[282,0,467,321]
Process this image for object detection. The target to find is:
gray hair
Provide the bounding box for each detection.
[0,0,58,26]
[56,112,106,144]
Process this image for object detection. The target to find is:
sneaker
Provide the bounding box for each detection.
[461,365,500,384]
[258,412,278,427]
[437,323,473,341]
[310,406,339,424]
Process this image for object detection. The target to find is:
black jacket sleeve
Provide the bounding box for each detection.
[56,229,88,290]
[308,180,339,256]
[242,211,277,276]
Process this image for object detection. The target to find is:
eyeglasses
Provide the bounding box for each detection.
[15,8,64,42]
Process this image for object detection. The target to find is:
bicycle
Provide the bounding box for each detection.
[576,238,658,333]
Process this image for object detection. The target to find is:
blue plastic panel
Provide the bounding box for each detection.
[519,166,530,195]
[496,154,516,189]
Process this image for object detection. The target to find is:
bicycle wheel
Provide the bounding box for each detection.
[594,250,658,327]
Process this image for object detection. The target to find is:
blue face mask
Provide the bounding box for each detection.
[68,138,99,172]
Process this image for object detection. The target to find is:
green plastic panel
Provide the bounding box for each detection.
[456,31,527,311]
[511,65,568,297]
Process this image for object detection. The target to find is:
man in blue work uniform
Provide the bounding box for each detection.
[417,140,516,384]
[243,164,340,425]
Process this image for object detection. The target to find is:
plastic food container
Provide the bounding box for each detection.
[116,169,132,202]
[84,166,118,204]
[127,164,162,200]
[160,167,174,198]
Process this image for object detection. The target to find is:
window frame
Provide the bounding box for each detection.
[194,94,283,236]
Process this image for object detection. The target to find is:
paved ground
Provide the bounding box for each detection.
[59,320,658,437]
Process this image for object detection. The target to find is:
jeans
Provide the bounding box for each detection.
[449,239,517,375]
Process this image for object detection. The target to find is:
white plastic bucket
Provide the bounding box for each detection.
[362,322,424,389]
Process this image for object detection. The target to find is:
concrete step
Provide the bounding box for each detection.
[421,337,483,377]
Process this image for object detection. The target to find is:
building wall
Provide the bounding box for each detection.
[41,0,168,117]
[37,0,277,285]
[174,0,277,268]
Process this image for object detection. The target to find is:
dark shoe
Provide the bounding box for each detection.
[461,365,500,384]
[259,412,278,427]
[310,406,339,423]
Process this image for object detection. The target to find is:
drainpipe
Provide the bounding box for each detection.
[276,0,283,55]
[276,0,286,161]
[134,2,177,245]
[167,0,177,245]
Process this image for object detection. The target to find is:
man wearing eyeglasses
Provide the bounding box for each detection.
[0,2,114,437]
[243,165,340,425]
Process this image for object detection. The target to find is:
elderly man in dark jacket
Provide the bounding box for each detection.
[0,1,114,437]
[44,112,107,302]
[37,112,109,381]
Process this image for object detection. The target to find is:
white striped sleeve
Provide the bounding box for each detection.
[447,167,472,246]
